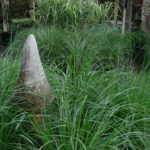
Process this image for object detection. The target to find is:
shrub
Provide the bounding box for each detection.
[125,31,150,69]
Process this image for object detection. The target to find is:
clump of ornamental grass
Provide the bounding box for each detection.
[36,0,113,28]
[0,58,30,150]
[32,63,150,150]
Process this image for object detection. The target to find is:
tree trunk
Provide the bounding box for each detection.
[142,0,150,32]
[122,0,133,34]
[122,0,127,34]
[126,0,133,30]
[114,0,119,27]
[1,0,9,32]
[29,0,36,21]
[122,6,127,34]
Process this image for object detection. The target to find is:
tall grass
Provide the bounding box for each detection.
[0,56,150,149]
[36,0,113,28]
[0,58,29,150]
[0,28,150,149]
[36,67,150,150]
[7,27,132,71]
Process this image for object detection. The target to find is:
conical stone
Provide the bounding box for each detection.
[14,34,53,123]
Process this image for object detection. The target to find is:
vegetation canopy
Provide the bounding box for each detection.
[0,0,150,150]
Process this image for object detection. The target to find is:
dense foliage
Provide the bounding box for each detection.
[7,28,130,72]
[0,27,150,149]
[7,27,150,70]
[0,0,150,150]
[37,0,113,27]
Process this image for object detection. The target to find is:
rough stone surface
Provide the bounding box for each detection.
[14,35,53,122]
[19,35,51,94]
[142,0,150,32]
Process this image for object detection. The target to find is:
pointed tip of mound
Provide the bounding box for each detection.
[26,34,36,43]
[24,34,37,49]
[27,34,35,40]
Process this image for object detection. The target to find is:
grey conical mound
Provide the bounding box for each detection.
[19,34,52,95]
[14,34,53,115]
